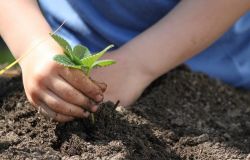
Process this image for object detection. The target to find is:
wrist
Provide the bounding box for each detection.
[19,36,62,69]
[117,45,158,83]
[113,47,156,86]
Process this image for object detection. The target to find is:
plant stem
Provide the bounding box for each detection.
[86,69,95,124]
[90,113,95,124]
[114,100,120,108]
[86,69,91,78]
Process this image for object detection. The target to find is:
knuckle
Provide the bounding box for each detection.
[81,97,90,106]
[72,93,89,106]
[33,66,49,81]
[55,116,74,123]
[28,87,39,102]
[54,115,63,122]
[61,90,83,106]
[26,95,37,106]
[66,107,82,117]
[48,99,80,118]
[74,75,86,86]
[49,98,60,110]
[67,107,73,114]
[62,90,76,100]
[33,64,56,85]
[59,66,70,76]
[25,90,40,108]
[84,86,101,97]
[84,111,90,118]
[48,62,60,72]
[33,73,47,86]
[98,83,107,92]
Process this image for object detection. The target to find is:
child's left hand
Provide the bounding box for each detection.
[91,49,154,107]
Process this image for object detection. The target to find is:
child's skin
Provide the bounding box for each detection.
[0,1,250,122]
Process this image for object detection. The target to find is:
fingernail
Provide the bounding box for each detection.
[84,111,90,117]
[95,94,103,102]
[91,105,98,112]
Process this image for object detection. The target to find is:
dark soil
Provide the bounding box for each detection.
[1,67,250,160]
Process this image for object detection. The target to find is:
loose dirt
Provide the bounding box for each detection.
[1,67,250,159]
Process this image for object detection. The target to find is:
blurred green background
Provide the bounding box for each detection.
[0,38,15,65]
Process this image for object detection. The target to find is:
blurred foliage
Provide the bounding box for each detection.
[0,38,15,64]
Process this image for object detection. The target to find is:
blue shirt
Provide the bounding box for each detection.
[39,0,250,89]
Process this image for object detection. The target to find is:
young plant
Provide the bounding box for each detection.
[51,34,116,123]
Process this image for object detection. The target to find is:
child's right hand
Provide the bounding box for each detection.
[19,39,106,122]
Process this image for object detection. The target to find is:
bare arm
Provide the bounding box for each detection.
[93,0,250,105]
[120,0,250,79]
[0,1,54,58]
[0,1,105,122]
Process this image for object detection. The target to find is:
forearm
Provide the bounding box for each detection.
[0,1,56,60]
[120,0,250,79]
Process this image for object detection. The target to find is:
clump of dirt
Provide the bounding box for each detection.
[0,67,250,160]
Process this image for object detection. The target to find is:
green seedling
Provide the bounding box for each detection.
[51,34,116,123]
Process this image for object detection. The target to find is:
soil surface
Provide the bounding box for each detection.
[0,67,250,160]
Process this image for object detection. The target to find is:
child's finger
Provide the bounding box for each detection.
[91,79,107,92]
[40,89,90,118]
[59,68,103,103]
[36,103,74,122]
[47,76,96,111]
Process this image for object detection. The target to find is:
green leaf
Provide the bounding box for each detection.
[71,54,82,65]
[81,44,114,67]
[53,55,82,69]
[92,60,116,68]
[51,34,72,57]
[73,45,91,60]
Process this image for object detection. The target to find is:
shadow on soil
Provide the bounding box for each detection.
[0,66,250,159]
[130,67,250,158]
[53,102,181,159]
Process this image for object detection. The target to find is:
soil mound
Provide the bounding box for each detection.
[1,67,250,159]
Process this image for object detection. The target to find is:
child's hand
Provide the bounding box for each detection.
[20,40,106,122]
[91,49,154,107]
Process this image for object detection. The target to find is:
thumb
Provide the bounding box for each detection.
[91,78,107,92]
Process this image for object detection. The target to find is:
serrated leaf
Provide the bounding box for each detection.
[53,55,82,69]
[92,60,116,68]
[51,34,72,57]
[81,44,114,67]
[71,54,82,65]
[73,45,91,60]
